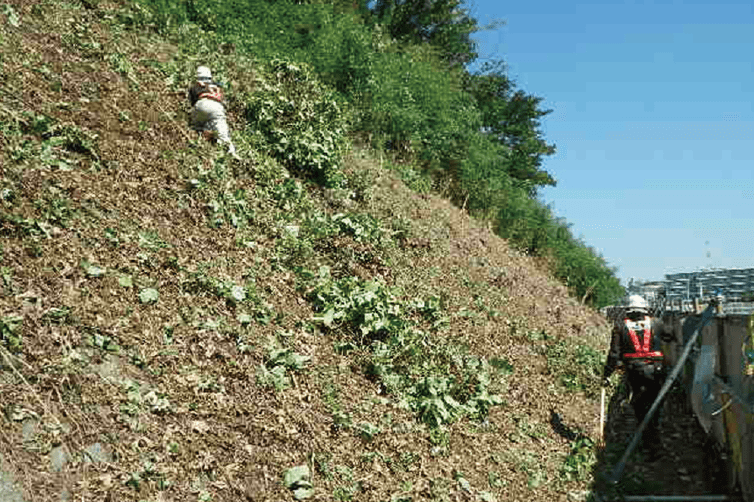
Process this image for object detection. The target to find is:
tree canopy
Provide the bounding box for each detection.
[371,0,479,66]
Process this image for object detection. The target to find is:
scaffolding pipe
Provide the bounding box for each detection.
[622,496,729,502]
[609,300,719,485]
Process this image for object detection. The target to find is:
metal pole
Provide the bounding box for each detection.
[608,300,718,485]
[600,387,606,441]
[622,496,729,502]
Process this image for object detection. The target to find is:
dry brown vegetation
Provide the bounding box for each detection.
[0,1,618,501]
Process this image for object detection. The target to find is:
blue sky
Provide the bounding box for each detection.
[467,0,754,284]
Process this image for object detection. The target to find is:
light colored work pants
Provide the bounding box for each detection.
[190,98,237,156]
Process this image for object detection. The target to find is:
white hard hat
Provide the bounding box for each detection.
[626,294,648,311]
[196,66,212,80]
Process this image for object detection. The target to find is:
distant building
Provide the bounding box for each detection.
[663,267,754,301]
[627,280,665,302]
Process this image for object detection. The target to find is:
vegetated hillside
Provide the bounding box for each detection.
[0,1,611,501]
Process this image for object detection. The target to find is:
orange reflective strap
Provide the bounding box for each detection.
[623,316,663,359]
[198,89,223,102]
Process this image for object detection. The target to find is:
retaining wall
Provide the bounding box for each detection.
[662,311,754,502]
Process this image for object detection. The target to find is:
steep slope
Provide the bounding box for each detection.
[0,1,612,501]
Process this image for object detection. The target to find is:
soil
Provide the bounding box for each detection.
[594,378,739,501]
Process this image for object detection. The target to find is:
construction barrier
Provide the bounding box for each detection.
[661,308,754,502]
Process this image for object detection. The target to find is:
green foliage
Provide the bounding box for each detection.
[388,160,433,194]
[138,288,160,304]
[245,59,350,185]
[560,436,597,482]
[183,266,255,306]
[205,188,255,228]
[129,0,623,308]
[0,313,23,351]
[307,267,405,340]
[466,61,556,194]
[2,4,20,28]
[371,0,479,66]
[81,260,106,278]
[546,338,603,396]
[34,190,77,229]
[1,109,99,173]
[358,50,479,166]
[304,267,505,427]
[89,331,121,353]
[120,379,171,419]
[256,335,310,391]
[283,464,314,500]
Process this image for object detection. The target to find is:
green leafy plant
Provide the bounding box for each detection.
[139,288,159,304]
[256,336,311,391]
[89,332,121,353]
[546,339,602,396]
[283,464,314,500]
[304,267,505,428]
[245,59,350,186]
[120,379,171,419]
[0,314,23,351]
[81,260,106,278]
[204,188,256,229]
[184,267,255,306]
[2,4,20,27]
[138,231,169,251]
[560,436,597,482]
[34,192,77,228]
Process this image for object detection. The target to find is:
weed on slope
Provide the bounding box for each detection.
[0,1,611,501]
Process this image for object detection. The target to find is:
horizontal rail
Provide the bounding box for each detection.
[622,496,730,502]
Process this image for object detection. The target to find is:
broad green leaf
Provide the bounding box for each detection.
[283,465,311,490]
[322,308,335,327]
[230,285,246,303]
[457,477,471,492]
[139,288,159,304]
[293,487,314,500]
[84,262,106,278]
[3,4,20,27]
[118,275,133,288]
[285,353,311,370]
[268,348,289,364]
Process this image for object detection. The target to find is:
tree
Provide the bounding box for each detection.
[466,61,556,195]
[370,0,479,66]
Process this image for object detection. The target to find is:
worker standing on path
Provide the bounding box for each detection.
[602,294,673,460]
[188,65,240,160]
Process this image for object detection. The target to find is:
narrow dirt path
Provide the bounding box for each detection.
[592,379,738,501]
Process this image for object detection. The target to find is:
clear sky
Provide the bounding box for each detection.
[467,0,754,285]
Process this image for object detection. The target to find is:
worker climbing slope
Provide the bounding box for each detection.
[603,294,673,460]
[188,65,240,160]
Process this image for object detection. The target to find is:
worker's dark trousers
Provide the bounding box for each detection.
[627,364,666,449]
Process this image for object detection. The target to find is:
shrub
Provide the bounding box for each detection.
[244,59,350,186]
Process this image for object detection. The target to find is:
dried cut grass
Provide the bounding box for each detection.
[0,1,621,501]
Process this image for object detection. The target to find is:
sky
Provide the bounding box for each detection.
[467,0,754,285]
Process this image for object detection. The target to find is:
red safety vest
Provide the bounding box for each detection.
[623,316,663,359]
[197,82,224,103]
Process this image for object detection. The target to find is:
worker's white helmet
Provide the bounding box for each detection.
[196,66,212,81]
[626,294,648,311]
